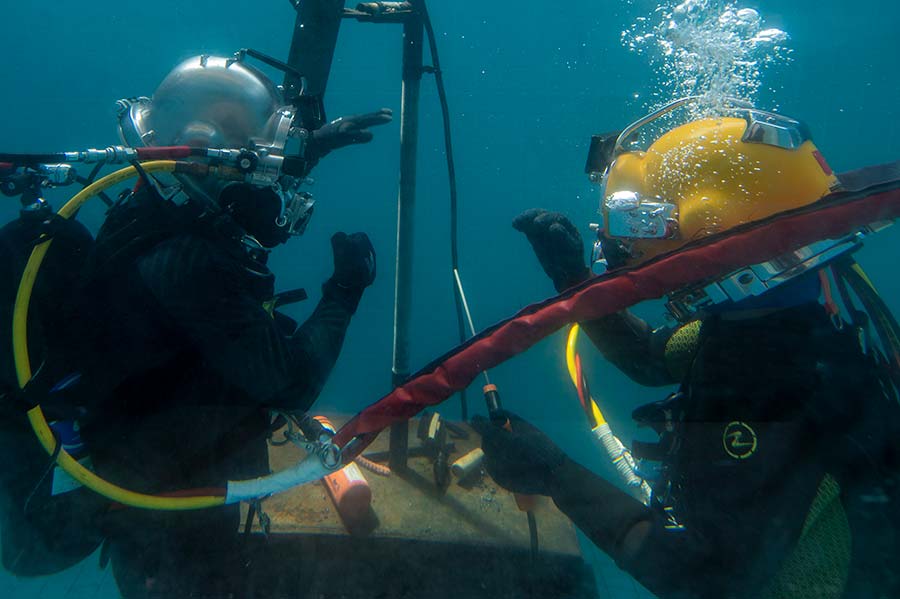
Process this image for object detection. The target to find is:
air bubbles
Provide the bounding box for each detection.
[622,2,791,114]
[673,0,708,16]
[735,8,761,28]
[752,28,788,45]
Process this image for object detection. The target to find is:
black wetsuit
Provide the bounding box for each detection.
[59,190,363,597]
[553,304,900,598]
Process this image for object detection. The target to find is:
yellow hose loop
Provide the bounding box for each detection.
[26,407,222,510]
[565,325,607,427]
[566,325,580,387]
[14,161,225,510]
[13,161,177,382]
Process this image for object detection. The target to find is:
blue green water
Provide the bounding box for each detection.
[0,0,897,596]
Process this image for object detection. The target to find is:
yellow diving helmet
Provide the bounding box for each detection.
[587,97,840,271]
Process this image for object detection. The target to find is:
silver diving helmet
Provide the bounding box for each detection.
[116,54,315,237]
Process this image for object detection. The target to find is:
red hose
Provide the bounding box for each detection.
[820,269,840,319]
[333,168,900,460]
[136,146,196,160]
[574,354,587,412]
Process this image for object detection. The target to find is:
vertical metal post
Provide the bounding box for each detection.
[283,0,346,128]
[389,6,424,471]
[284,0,345,97]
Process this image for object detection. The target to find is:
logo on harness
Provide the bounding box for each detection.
[723,421,757,459]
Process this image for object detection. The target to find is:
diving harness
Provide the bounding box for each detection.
[564,217,900,514]
[5,150,339,511]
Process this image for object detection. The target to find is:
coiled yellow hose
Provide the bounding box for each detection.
[13,161,226,510]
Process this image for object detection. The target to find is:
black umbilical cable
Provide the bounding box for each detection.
[77,163,114,207]
[419,1,540,559]
[527,511,539,561]
[0,153,67,165]
[419,0,469,421]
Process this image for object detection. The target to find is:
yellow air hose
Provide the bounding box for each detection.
[13,161,226,510]
[566,325,605,427]
[566,324,651,505]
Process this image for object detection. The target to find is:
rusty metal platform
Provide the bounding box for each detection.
[238,415,599,598]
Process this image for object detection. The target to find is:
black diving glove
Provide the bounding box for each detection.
[324,232,376,313]
[513,208,590,293]
[307,108,394,162]
[471,410,569,496]
[330,232,376,289]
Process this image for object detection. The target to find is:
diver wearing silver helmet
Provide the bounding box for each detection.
[62,54,392,597]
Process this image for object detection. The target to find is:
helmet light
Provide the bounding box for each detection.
[604,191,678,239]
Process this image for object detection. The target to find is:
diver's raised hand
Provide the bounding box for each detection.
[323,232,376,313]
[309,108,394,159]
[513,208,589,293]
[471,410,569,496]
[330,232,376,290]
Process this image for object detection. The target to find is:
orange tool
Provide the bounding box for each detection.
[314,416,373,526]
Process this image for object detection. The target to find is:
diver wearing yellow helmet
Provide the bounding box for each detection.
[473,98,900,598]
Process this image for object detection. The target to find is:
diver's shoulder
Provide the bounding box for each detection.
[135,231,234,284]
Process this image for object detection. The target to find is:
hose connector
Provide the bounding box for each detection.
[311,438,342,471]
[36,163,76,186]
[63,146,137,164]
[304,415,342,471]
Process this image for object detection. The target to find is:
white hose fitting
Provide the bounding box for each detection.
[224,449,332,504]
[593,423,652,505]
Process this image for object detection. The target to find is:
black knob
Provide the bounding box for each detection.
[236,150,258,174]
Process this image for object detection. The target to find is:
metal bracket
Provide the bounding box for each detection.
[666,229,881,321]
[344,1,415,23]
[249,499,271,537]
